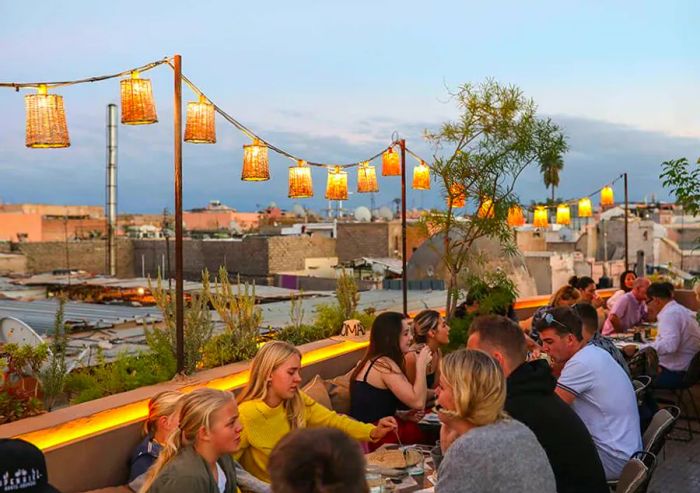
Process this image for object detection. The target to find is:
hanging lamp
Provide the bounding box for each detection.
[25,85,70,148]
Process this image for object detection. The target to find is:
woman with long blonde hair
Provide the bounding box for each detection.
[129,391,182,492]
[435,349,556,493]
[140,388,241,493]
[236,341,397,483]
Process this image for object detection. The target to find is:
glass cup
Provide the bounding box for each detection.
[404,446,425,476]
[366,466,384,493]
[650,326,658,339]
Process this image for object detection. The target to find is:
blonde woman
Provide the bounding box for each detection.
[236,341,397,483]
[140,388,241,493]
[129,391,181,492]
[436,349,556,493]
[405,310,450,390]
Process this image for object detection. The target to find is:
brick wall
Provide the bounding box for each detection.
[267,236,336,273]
[18,239,134,277]
[336,223,390,261]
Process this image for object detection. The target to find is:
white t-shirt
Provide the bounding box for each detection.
[557,345,642,480]
[216,462,227,493]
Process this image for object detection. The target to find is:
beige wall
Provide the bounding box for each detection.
[18,239,134,277]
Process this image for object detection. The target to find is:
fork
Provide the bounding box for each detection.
[395,430,409,466]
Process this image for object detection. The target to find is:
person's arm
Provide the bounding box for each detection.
[554,386,576,405]
[235,461,270,493]
[404,351,418,385]
[556,357,593,406]
[302,392,376,440]
[609,314,624,333]
[147,474,207,493]
[382,348,431,409]
[652,314,681,356]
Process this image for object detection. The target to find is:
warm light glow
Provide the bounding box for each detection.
[477,198,494,219]
[184,95,216,144]
[556,203,571,225]
[120,71,157,125]
[242,139,270,181]
[412,161,431,190]
[288,160,313,198]
[357,162,378,193]
[578,197,592,218]
[533,206,549,228]
[600,186,614,207]
[382,147,401,176]
[325,166,348,200]
[447,184,466,208]
[25,85,70,148]
[15,340,369,451]
[507,205,525,227]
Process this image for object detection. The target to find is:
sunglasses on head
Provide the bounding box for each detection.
[542,311,569,330]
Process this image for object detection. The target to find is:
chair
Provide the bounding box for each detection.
[633,376,652,406]
[642,406,680,457]
[609,451,656,493]
[656,351,700,441]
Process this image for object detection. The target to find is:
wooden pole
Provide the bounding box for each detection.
[400,139,408,316]
[173,55,184,373]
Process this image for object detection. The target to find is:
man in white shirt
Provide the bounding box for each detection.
[646,282,700,388]
[536,307,642,481]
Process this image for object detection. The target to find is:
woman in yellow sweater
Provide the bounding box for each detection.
[236,341,397,482]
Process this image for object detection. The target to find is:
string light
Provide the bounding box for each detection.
[24,85,70,148]
[241,138,270,181]
[382,147,401,176]
[447,184,466,208]
[477,198,494,219]
[578,197,592,218]
[357,162,378,193]
[184,95,216,144]
[326,166,348,200]
[533,207,549,228]
[120,71,157,125]
[507,205,525,227]
[556,203,571,225]
[600,186,614,207]
[288,160,313,198]
[412,161,430,190]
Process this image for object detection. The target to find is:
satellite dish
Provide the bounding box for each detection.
[354,206,371,222]
[268,201,278,209]
[378,207,394,220]
[292,204,305,217]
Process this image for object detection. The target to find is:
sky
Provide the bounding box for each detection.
[1,1,699,214]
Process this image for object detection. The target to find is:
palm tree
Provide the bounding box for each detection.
[539,152,564,203]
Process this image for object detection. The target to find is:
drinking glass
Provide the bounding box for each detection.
[366,466,384,493]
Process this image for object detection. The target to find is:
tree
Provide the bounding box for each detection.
[539,150,565,203]
[422,79,568,316]
[660,157,700,215]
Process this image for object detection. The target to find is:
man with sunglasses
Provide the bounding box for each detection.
[536,307,641,481]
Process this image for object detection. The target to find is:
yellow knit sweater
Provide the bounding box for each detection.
[235,391,376,482]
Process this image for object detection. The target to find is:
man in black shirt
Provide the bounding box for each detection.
[467,314,608,493]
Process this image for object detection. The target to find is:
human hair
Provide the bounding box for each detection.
[143,390,182,436]
[350,311,407,383]
[139,388,235,493]
[238,341,306,430]
[533,307,583,341]
[618,270,636,292]
[548,285,581,307]
[439,349,507,426]
[632,278,650,290]
[572,303,598,335]
[413,309,441,344]
[569,276,595,291]
[268,428,369,493]
[647,282,673,300]
[469,315,527,367]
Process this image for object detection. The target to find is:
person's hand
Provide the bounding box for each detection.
[440,423,459,454]
[622,345,639,357]
[593,295,604,309]
[370,416,398,441]
[525,335,542,360]
[416,346,433,370]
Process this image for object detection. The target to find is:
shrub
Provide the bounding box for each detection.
[38,297,70,410]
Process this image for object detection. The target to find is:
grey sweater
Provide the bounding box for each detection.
[436,419,556,493]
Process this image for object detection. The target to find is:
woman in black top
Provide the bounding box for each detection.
[349,311,431,449]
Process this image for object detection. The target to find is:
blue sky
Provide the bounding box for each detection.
[1,1,699,213]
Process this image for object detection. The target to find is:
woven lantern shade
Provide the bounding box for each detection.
[241,139,270,181]
[120,71,158,125]
[412,161,431,190]
[533,207,549,228]
[556,204,571,225]
[578,197,592,218]
[477,198,494,219]
[507,206,525,227]
[382,147,401,176]
[288,160,313,198]
[326,166,348,200]
[447,184,466,208]
[25,85,70,148]
[184,96,216,144]
[600,186,614,207]
[357,162,378,193]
